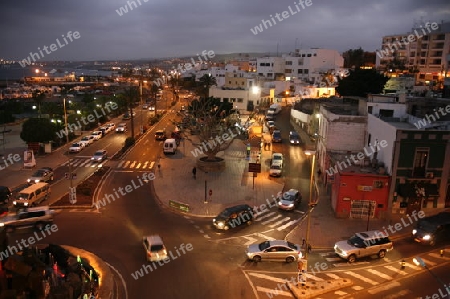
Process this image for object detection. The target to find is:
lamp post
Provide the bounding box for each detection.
[63,97,75,204]
[304,150,317,263]
[413,257,450,294]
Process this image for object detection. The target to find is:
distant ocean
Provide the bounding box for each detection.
[0,65,114,81]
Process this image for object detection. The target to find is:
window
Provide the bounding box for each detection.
[237,98,243,103]
[298,69,303,74]
[379,109,394,117]
[373,181,384,189]
[313,53,317,56]
[307,54,312,57]
[285,61,292,65]
[368,106,373,114]
[285,69,292,73]
[304,69,309,74]
[412,148,429,177]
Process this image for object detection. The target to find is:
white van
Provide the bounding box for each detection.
[163,138,177,154]
[13,182,51,207]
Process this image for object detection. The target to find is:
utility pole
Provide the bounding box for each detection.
[64,97,75,204]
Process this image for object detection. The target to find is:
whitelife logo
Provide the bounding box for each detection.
[116,0,149,16]
[377,22,439,58]
[18,31,81,68]
[413,104,450,129]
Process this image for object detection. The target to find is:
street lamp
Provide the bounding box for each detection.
[413,257,450,294]
[63,97,75,204]
[304,150,317,263]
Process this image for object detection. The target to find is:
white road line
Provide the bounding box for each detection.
[118,161,125,168]
[130,161,136,168]
[149,161,155,169]
[304,273,323,281]
[383,290,412,299]
[276,218,302,231]
[255,211,276,222]
[366,269,392,280]
[345,271,379,285]
[135,162,142,169]
[243,236,258,246]
[333,261,370,267]
[261,214,282,225]
[351,286,364,291]
[325,273,340,279]
[142,162,149,169]
[368,281,401,294]
[123,161,131,168]
[326,257,343,262]
[203,235,210,239]
[429,252,450,260]
[80,159,91,167]
[419,257,437,266]
[403,262,421,270]
[254,233,276,241]
[385,265,408,276]
[248,272,287,283]
[320,252,336,257]
[104,261,128,299]
[269,217,291,228]
[334,290,348,295]
[256,286,292,297]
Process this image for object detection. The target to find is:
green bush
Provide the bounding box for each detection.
[124,137,135,148]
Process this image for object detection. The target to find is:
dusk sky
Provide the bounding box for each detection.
[1,0,450,61]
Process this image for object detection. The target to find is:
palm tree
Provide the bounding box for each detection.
[198,74,217,100]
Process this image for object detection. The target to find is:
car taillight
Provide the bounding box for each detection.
[147,252,152,257]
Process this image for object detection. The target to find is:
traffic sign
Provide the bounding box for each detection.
[248,163,261,173]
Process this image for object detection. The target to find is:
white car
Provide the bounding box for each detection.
[69,142,84,153]
[90,131,103,141]
[271,153,284,167]
[116,123,127,133]
[269,162,283,177]
[80,135,94,147]
[106,123,115,131]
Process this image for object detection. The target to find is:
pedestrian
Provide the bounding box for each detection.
[192,166,197,179]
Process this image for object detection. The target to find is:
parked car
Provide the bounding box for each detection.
[246,240,302,263]
[0,186,12,205]
[272,130,282,143]
[80,135,94,147]
[91,150,107,163]
[27,167,54,184]
[143,235,168,262]
[289,131,302,145]
[334,230,393,263]
[155,130,167,141]
[277,189,302,210]
[0,206,54,231]
[412,212,450,246]
[269,162,283,177]
[69,142,84,153]
[116,123,127,133]
[271,153,284,167]
[213,204,254,230]
[142,104,149,110]
[90,131,103,141]
[106,123,116,131]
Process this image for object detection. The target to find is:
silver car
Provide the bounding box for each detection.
[277,189,302,211]
[246,240,302,263]
[27,167,54,184]
[143,235,168,262]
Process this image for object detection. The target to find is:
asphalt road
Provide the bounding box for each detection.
[4,100,450,299]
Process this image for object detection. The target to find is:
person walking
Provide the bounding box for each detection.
[192,166,197,179]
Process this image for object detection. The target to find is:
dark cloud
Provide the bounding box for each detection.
[1,0,449,61]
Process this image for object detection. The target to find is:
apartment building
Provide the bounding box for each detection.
[376,21,450,86]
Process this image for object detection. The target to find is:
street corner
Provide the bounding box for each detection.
[287,278,353,299]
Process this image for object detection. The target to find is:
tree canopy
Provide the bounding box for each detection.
[20,118,58,143]
[336,69,389,97]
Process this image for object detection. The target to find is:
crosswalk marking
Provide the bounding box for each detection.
[248,272,288,283]
[269,217,291,228]
[304,273,323,281]
[255,286,292,297]
[383,290,412,299]
[419,257,437,266]
[142,161,149,169]
[276,217,302,231]
[123,161,131,168]
[254,233,276,241]
[385,265,408,276]
[130,161,137,168]
[368,281,401,294]
[403,262,421,270]
[345,271,379,286]
[325,273,340,279]
[366,269,393,280]
[135,162,142,169]
[118,161,125,168]
[261,214,282,225]
[255,211,276,221]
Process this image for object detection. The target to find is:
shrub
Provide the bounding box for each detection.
[124,137,135,148]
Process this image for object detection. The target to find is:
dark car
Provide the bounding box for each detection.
[412,212,450,246]
[213,204,254,230]
[0,186,12,205]
[289,131,302,145]
[272,130,282,143]
[155,130,167,141]
[27,167,54,184]
[91,150,108,162]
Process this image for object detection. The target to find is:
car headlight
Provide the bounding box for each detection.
[24,202,28,206]
[412,229,417,235]
[216,221,224,228]
[287,204,294,208]
[35,179,40,183]
[423,234,431,241]
[27,179,31,183]
[0,223,4,227]
[13,201,17,205]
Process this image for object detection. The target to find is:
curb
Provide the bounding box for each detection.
[51,205,92,209]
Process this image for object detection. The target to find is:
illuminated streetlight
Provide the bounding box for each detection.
[304,150,317,264]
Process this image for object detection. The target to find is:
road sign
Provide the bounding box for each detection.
[248,163,261,173]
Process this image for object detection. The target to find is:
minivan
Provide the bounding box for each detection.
[213,204,254,230]
[13,182,51,207]
[163,138,177,154]
[412,212,450,246]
